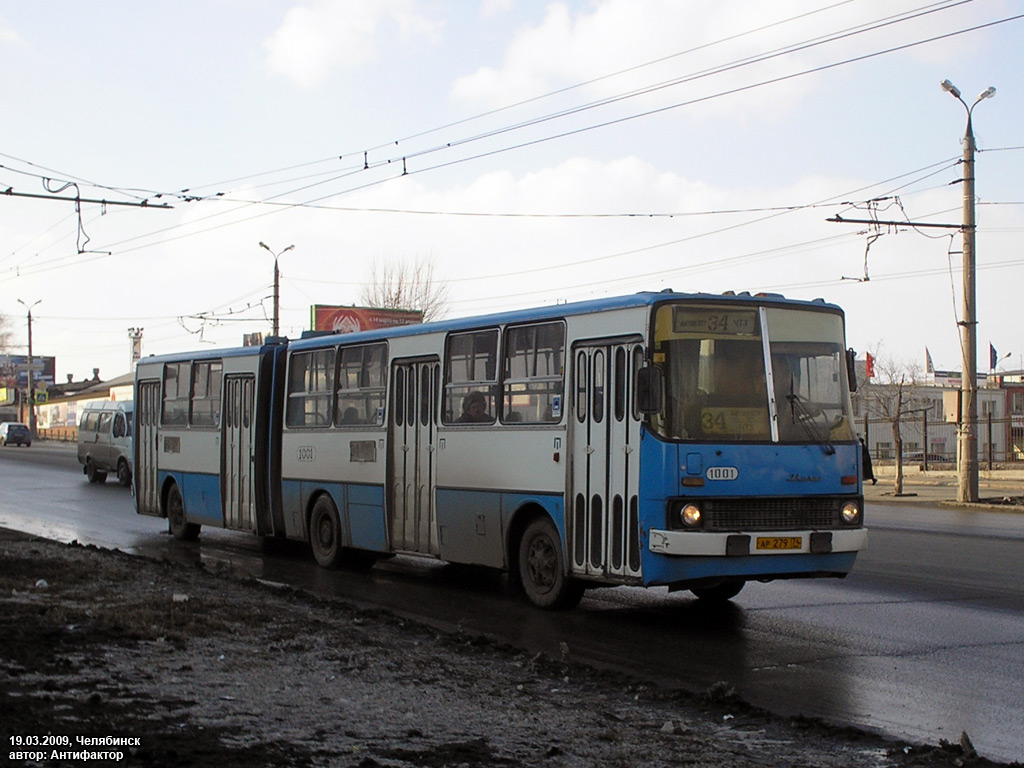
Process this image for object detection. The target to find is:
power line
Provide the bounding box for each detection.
[175,0,977,201]
[136,0,868,198]
[184,0,995,212]
[3,6,1018,283]
[4,0,982,211]
[1,187,171,209]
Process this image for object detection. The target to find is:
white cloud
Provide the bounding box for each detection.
[0,16,25,48]
[480,0,514,20]
[449,0,973,116]
[264,0,442,88]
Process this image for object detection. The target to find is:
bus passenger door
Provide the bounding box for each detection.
[222,374,257,531]
[570,340,643,580]
[388,359,440,555]
[135,380,161,515]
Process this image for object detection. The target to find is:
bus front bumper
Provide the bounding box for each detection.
[648,528,867,557]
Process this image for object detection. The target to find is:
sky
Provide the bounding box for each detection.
[1,0,1023,384]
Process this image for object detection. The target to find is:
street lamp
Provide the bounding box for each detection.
[941,79,995,503]
[259,241,294,337]
[16,299,42,440]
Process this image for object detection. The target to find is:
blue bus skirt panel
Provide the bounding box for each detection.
[160,470,224,527]
[280,479,388,552]
[639,548,859,588]
[435,488,563,570]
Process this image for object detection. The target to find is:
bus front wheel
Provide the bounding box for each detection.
[167,485,200,541]
[518,517,584,610]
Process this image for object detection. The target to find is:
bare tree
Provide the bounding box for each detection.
[0,315,10,353]
[860,355,924,496]
[360,256,449,322]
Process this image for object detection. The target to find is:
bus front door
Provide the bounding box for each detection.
[135,380,161,515]
[570,340,643,581]
[222,374,257,532]
[388,359,440,555]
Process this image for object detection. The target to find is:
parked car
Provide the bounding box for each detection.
[0,422,31,447]
[77,402,134,486]
[903,451,949,464]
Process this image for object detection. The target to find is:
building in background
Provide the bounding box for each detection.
[854,359,1019,464]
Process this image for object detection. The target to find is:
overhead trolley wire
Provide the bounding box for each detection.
[3,5,1018,284]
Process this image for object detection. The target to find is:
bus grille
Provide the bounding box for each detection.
[705,498,838,531]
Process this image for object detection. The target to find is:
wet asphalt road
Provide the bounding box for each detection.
[2,441,1023,763]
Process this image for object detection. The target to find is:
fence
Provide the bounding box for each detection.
[861,413,1024,466]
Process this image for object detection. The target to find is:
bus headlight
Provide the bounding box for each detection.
[841,501,861,525]
[680,503,703,528]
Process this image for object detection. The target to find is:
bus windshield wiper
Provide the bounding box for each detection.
[786,392,835,455]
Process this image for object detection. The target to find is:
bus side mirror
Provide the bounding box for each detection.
[636,366,664,414]
[846,348,858,393]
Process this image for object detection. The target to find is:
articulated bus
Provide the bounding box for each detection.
[134,291,866,609]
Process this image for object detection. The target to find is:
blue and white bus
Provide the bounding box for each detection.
[134,291,866,609]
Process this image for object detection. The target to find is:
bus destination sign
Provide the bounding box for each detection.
[673,308,757,336]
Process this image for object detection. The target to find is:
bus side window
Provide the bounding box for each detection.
[162,362,190,426]
[190,360,223,428]
[502,322,565,424]
[336,343,387,426]
[286,349,335,428]
[444,329,498,425]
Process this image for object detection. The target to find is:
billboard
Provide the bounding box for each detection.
[311,306,423,335]
[0,354,56,388]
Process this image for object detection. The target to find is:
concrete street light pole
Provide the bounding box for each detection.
[941,79,995,503]
[259,241,295,338]
[16,299,41,440]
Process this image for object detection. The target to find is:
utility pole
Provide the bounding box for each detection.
[259,241,294,337]
[17,299,41,440]
[942,79,996,504]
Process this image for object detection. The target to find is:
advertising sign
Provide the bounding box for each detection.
[0,355,56,388]
[311,306,423,335]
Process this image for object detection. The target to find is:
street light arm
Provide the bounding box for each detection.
[974,86,996,106]
[941,79,972,130]
[258,241,295,258]
[258,241,295,338]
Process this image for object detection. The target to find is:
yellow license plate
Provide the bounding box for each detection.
[756,536,803,551]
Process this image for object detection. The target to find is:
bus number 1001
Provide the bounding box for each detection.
[706,466,738,481]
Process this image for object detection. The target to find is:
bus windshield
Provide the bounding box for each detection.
[649,303,854,443]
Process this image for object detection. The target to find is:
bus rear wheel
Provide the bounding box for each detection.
[518,517,584,610]
[690,581,745,603]
[167,485,200,541]
[309,496,344,569]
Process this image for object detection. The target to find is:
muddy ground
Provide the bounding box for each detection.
[1,532,1016,768]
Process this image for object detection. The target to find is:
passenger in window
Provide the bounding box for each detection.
[457,391,490,423]
[340,407,360,425]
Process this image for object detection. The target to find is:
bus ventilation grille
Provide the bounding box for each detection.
[706,498,838,531]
